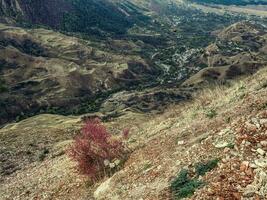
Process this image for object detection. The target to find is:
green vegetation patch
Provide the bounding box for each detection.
[195,158,219,176]
[171,169,204,199]
[204,108,217,119]
[171,159,219,199]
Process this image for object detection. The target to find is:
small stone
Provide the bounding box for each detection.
[177,140,185,145]
[230,150,239,156]
[243,185,255,197]
[251,118,260,128]
[245,141,252,146]
[245,167,253,176]
[250,163,258,169]
[245,122,257,132]
[256,148,265,156]
[254,158,267,168]
[223,147,230,153]
[104,159,110,166]
[251,148,256,152]
[207,188,214,195]
[260,141,267,147]
[94,177,112,198]
[109,163,116,168]
[240,161,249,172]
[259,119,267,125]
[214,141,229,148]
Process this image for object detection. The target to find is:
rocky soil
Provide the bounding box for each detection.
[92,67,267,200]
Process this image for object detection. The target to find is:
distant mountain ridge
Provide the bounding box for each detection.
[0,0,266,126]
[189,0,267,5]
[0,0,150,36]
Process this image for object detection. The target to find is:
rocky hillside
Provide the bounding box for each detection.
[0,1,267,199]
[0,61,266,200]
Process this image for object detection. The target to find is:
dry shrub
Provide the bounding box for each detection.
[68,118,129,181]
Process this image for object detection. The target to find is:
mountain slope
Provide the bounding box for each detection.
[0,1,267,199]
[1,62,266,200]
[94,67,267,200]
[183,21,267,86]
[0,23,158,124]
[0,0,143,35]
[0,0,254,125]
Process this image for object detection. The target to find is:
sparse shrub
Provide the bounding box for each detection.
[68,118,129,181]
[226,143,235,149]
[205,108,217,119]
[195,158,219,176]
[122,128,130,139]
[171,169,204,199]
[171,159,219,199]
[38,148,49,161]
[225,116,231,123]
[142,162,152,171]
[239,92,246,100]
[263,102,267,109]
[261,80,267,89]
[238,84,246,91]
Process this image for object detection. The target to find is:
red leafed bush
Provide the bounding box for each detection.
[68,118,129,181]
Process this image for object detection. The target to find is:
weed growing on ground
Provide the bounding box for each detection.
[195,158,219,177]
[205,108,217,119]
[171,158,219,199]
[68,118,129,182]
[171,169,204,199]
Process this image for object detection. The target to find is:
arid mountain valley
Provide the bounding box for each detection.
[0,0,267,199]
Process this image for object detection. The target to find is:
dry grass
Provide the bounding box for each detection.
[92,67,267,199]
[0,67,266,200]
